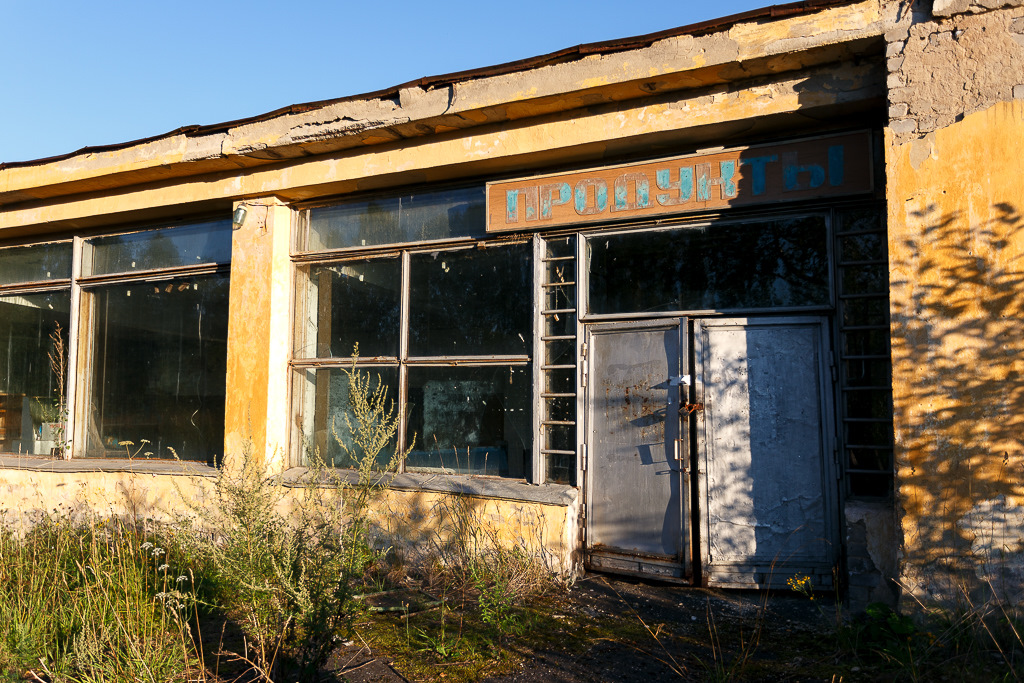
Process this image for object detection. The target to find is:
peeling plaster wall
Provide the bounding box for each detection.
[886,2,1024,142]
[887,43,1024,612]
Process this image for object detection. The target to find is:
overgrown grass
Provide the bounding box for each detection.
[0,512,199,682]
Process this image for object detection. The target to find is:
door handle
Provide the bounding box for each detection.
[674,438,688,469]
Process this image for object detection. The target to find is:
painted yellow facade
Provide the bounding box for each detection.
[888,99,1024,603]
[3,0,1024,611]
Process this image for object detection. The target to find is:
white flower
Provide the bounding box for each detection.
[152,547,165,557]
[176,575,189,584]
[158,563,170,571]
[141,542,154,550]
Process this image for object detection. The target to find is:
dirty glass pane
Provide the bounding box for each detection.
[849,472,891,498]
[301,259,401,359]
[544,423,575,452]
[840,265,886,295]
[307,186,485,250]
[0,292,71,455]
[846,421,893,448]
[839,232,886,262]
[844,389,892,420]
[85,220,232,275]
[587,216,829,314]
[545,454,575,485]
[408,243,532,356]
[83,274,229,463]
[842,328,889,356]
[299,366,400,469]
[544,339,575,366]
[405,365,531,478]
[843,358,891,387]
[842,297,889,327]
[835,207,884,236]
[0,243,73,286]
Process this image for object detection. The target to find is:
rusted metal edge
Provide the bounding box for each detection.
[0,0,858,171]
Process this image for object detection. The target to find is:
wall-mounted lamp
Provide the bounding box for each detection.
[232,206,248,227]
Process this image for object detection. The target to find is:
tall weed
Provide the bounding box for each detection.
[0,513,198,682]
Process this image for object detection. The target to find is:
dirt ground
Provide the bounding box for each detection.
[326,573,845,683]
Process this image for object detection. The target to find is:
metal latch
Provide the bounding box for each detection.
[669,374,691,386]
[680,402,704,415]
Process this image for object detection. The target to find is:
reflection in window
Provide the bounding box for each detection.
[300,259,401,359]
[588,216,829,314]
[0,292,71,455]
[0,243,72,286]
[405,365,532,478]
[307,187,485,250]
[83,275,229,462]
[299,366,400,469]
[295,220,534,480]
[85,220,232,275]
[409,244,532,357]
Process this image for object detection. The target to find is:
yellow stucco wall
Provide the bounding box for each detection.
[0,469,212,524]
[0,466,577,574]
[887,99,1024,605]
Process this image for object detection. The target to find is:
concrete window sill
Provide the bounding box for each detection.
[281,467,578,507]
[0,455,218,477]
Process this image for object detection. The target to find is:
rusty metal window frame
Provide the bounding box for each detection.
[0,220,233,464]
[290,215,535,479]
[0,240,75,459]
[72,222,232,463]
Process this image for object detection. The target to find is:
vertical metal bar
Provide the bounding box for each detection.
[397,250,411,473]
[64,236,84,459]
[575,232,586,487]
[532,234,545,484]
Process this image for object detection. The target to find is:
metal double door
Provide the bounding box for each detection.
[584,316,836,587]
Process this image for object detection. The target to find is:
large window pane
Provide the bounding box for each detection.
[308,187,485,250]
[85,220,232,276]
[408,243,532,356]
[83,274,229,462]
[0,292,71,455]
[405,365,531,478]
[301,259,401,359]
[298,366,400,469]
[587,216,829,314]
[0,243,73,286]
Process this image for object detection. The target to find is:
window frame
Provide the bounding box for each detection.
[0,217,232,464]
[290,235,535,478]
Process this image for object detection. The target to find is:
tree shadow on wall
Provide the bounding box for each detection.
[890,201,1024,606]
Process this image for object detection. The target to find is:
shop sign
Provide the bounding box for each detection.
[485,131,873,232]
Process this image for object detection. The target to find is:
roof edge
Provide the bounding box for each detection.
[0,0,859,171]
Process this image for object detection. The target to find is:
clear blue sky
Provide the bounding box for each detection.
[1,0,773,164]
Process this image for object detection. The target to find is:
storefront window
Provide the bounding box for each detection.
[306,187,485,251]
[587,215,830,314]
[0,290,71,455]
[77,222,232,463]
[81,274,229,462]
[296,188,533,480]
[0,221,232,464]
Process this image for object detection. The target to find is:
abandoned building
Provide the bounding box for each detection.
[1,0,1022,614]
